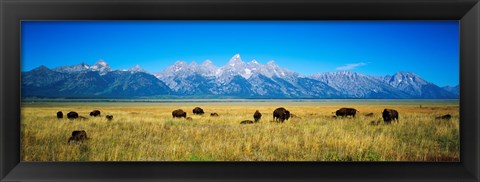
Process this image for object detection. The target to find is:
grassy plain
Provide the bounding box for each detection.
[21,100,459,161]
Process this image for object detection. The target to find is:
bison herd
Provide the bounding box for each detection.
[58,106,453,144]
[331,107,399,123]
[169,107,264,124]
[57,110,113,121]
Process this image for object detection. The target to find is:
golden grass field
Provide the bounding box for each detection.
[21,100,459,161]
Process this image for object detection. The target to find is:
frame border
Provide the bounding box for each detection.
[1,0,479,181]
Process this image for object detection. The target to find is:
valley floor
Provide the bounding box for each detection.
[21,100,459,161]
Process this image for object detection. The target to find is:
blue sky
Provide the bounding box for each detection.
[21,21,459,86]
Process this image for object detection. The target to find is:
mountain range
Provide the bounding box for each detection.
[22,54,459,99]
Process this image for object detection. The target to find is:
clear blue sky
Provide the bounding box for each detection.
[21,21,459,86]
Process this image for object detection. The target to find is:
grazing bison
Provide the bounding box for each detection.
[210,113,219,117]
[382,109,399,123]
[253,110,262,122]
[335,108,358,118]
[90,110,101,117]
[193,107,205,115]
[57,111,63,119]
[68,130,88,143]
[172,109,187,118]
[67,111,79,120]
[186,117,193,121]
[436,114,452,120]
[273,107,290,122]
[240,120,254,124]
[105,115,113,121]
[365,113,374,117]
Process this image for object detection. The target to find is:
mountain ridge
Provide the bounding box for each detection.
[22,54,459,99]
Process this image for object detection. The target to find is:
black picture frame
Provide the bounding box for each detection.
[1,0,479,181]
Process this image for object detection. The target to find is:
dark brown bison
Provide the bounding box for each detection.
[335,108,358,118]
[436,114,452,120]
[253,110,262,122]
[273,107,290,122]
[172,109,187,118]
[193,107,205,115]
[186,117,193,121]
[105,115,113,121]
[90,110,101,117]
[365,113,374,117]
[67,111,79,120]
[382,109,399,123]
[68,130,88,143]
[57,111,63,119]
[210,113,219,117]
[240,120,254,124]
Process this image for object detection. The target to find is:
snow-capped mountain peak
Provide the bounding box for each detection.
[53,59,112,75]
[173,61,188,66]
[227,54,245,67]
[258,60,297,80]
[196,60,217,77]
[380,71,452,98]
[171,61,189,72]
[190,61,198,66]
[80,62,89,69]
[53,62,91,73]
[247,59,261,69]
[251,59,259,64]
[265,60,277,67]
[90,59,112,75]
[94,59,108,66]
[128,65,146,73]
[386,72,428,86]
[202,59,214,66]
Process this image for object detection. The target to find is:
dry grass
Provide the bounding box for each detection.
[21,102,459,161]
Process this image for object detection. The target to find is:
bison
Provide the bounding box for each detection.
[57,111,63,119]
[193,107,205,115]
[105,115,113,121]
[90,110,101,117]
[382,109,399,123]
[172,109,187,118]
[335,108,358,118]
[273,107,290,123]
[253,110,262,122]
[186,117,193,121]
[240,120,254,124]
[365,112,374,117]
[210,113,219,117]
[67,111,79,120]
[68,130,88,143]
[436,114,452,120]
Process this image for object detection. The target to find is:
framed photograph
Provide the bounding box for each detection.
[1,0,479,181]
